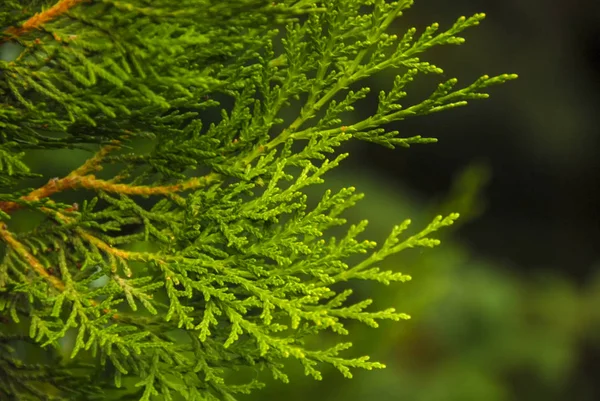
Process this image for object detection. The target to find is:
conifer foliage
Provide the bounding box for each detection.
[0,1,516,399]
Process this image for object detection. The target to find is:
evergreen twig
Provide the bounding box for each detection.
[0,1,516,399]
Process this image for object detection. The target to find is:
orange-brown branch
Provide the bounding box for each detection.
[74,174,215,196]
[3,0,89,40]
[69,135,130,178]
[0,172,214,214]
[47,208,169,265]
[0,137,125,214]
[0,222,65,291]
[0,211,148,320]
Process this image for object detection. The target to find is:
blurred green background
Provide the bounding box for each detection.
[4,0,600,400]
[246,0,600,400]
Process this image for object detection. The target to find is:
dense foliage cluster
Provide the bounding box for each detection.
[0,0,515,399]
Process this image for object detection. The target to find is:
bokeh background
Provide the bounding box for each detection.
[249,0,600,400]
[3,0,600,400]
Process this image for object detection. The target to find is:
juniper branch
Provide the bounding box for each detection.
[0,1,516,399]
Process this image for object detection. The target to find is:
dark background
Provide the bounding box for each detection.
[361,0,600,282]
[251,0,600,400]
[362,0,600,397]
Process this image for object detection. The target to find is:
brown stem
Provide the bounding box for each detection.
[69,134,130,178]
[48,208,167,265]
[74,174,215,196]
[0,172,214,214]
[2,0,89,42]
[0,136,128,215]
[0,222,65,291]
[0,209,154,321]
